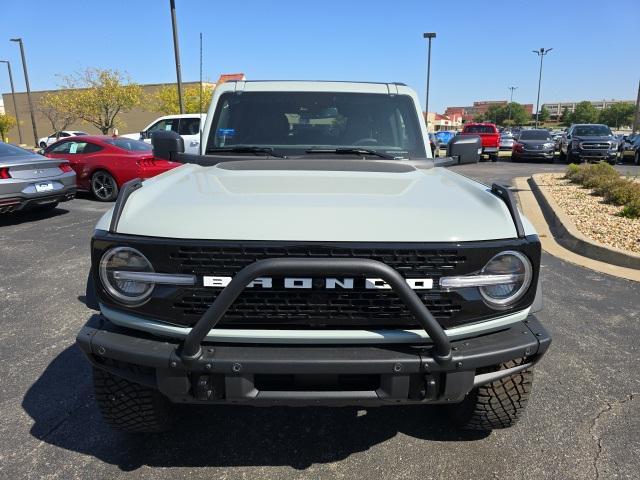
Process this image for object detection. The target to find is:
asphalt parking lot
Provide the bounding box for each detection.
[1,160,639,480]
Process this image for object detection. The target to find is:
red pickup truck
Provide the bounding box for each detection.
[460,123,500,162]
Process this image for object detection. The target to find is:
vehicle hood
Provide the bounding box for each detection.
[572,135,614,142]
[518,139,553,146]
[98,161,522,242]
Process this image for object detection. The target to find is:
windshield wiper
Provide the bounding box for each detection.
[304,148,399,160]
[206,146,285,158]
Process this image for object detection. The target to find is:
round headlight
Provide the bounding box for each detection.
[99,247,154,305]
[479,251,532,308]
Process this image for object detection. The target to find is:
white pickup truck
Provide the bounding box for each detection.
[121,113,206,154]
[78,80,549,433]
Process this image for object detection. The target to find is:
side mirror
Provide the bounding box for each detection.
[151,130,184,161]
[447,135,481,164]
[37,148,45,155]
[139,131,147,140]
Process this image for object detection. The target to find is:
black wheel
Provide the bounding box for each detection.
[566,149,574,164]
[39,141,47,148]
[91,170,119,201]
[93,367,171,432]
[490,154,498,162]
[635,151,639,166]
[511,154,519,163]
[446,359,533,431]
[559,149,566,162]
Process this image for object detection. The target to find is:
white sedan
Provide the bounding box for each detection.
[38,131,88,148]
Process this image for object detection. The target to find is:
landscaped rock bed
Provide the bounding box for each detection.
[537,173,640,254]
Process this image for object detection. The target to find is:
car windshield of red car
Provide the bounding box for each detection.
[105,138,152,152]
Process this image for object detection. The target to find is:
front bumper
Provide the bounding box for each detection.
[514,149,555,160]
[77,314,550,406]
[571,149,617,162]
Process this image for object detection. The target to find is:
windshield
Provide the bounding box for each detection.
[519,130,551,141]
[572,125,612,136]
[207,91,426,158]
[105,138,153,152]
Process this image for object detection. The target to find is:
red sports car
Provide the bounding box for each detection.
[43,135,181,201]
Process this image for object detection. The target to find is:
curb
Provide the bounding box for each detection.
[530,174,640,270]
[513,177,639,282]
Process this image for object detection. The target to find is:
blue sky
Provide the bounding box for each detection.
[0,0,638,112]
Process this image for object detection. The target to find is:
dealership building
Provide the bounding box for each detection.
[542,99,634,120]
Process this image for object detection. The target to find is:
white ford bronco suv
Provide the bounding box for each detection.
[78,80,550,432]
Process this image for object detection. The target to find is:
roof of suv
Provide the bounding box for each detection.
[218,80,415,95]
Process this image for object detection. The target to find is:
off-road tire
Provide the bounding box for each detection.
[93,367,171,433]
[447,359,533,431]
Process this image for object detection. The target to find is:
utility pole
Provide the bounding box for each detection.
[508,86,517,123]
[633,78,640,133]
[533,47,553,128]
[423,32,436,132]
[0,60,23,144]
[169,0,184,114]
[10,38,38,144]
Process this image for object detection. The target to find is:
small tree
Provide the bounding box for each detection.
[571,101,599,124]
[599,102,635,129]
[153,84,214,115]
[38,92,77,137]
[61,68,142,134]
[560,106,573,126]
[0,113,17,142]
[537,106,550,123]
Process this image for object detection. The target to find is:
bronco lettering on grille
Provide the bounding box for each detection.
[202,276,434,290]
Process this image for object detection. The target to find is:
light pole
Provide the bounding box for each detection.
[10,38,38,145]
[508,86,517,124]
[0,60,23,144]
[532,47,552,128]
[423,32,436,132]
[169,0,184,114]
[633,79,640,133]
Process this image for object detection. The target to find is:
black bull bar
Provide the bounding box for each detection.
[180,257,453,364]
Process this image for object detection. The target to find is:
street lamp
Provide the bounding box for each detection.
[532,47,552,128]
[423,32,436,132]
[10,38,38,145]
[169,0,184,114]
[508,86,517,124]
[0,60,23,144]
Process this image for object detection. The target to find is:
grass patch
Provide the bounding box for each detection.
[565,162,640,219]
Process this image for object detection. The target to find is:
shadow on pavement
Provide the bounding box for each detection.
[0,205,69,227]
[23,344,489,472]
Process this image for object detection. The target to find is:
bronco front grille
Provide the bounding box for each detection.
[92,236,541,330]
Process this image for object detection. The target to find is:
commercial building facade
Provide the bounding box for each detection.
[542,99,634,120]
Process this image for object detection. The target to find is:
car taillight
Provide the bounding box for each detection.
[136,158,157,167]
[0,167,11,179]
[59,163,73,173]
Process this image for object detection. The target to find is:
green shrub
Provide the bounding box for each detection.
[603,180,640,206]
[565,163,580,180]
[619,199,640,219]
[564,162,640,219]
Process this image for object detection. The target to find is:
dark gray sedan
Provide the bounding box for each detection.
[0,142,76,214]
[511,129,556,162]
